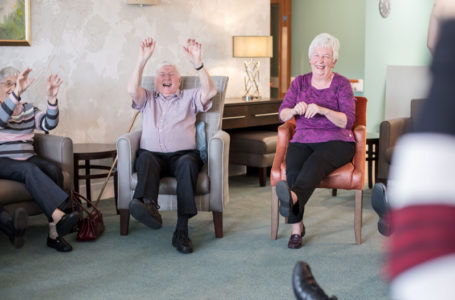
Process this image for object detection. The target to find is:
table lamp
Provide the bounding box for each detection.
[233,36,273,101]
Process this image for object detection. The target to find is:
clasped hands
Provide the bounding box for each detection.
[292,102,327,119]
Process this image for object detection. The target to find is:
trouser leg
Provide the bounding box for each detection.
[0,157,68,220]
[133,149,164,203]
[286,142,355,224]
[169,150,203,218]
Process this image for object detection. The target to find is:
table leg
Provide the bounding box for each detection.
[85,159,91,202]
[73,158,79,194]
[367,143,373,189]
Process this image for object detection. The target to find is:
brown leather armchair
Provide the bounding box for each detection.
[270,97,367,244]
[377,99,425,183]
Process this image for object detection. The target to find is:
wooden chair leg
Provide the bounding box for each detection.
[213,211,223,238]
[354,189,363,244]
[259,167,267,187]
[119,209,130,236]
[332,188,337,196]
[271,186,279,240]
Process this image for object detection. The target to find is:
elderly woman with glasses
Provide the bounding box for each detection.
[276,33,357,249]
[0,67,79,252]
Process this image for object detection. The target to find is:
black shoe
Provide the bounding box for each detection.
[129,198,162,229]
[10,208,28,248]
[172,229,193,254]
[277,180,293,217]
[56,212,80,237]
[47,236,73,252]
[292,261,337,300]
[371,183,392,236]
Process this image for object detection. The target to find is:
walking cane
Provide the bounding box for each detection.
[94,111,140,206]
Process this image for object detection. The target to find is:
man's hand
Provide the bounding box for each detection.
[14,68,34,98]
[183,39,203,68]
[139,37,156,62]
[46,74,63,104]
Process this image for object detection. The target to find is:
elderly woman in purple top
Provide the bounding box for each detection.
[276,33,356,249]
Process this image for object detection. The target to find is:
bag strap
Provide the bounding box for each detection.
[71,190,102,216]
[94,111,140,206]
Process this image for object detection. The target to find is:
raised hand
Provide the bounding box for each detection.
[46,74,63,102]
[14,68,34,97]
[139,37,156,62]
[183,39,202,68]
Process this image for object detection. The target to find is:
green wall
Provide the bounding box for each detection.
[291,0,365,80]
[291,0,434,133]
[364,0,433,133]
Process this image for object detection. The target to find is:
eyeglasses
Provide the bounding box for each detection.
[0,81,16,88]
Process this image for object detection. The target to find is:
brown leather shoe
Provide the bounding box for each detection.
[129,198,162,229]
[288,234,302,249]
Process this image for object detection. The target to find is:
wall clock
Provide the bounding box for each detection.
[379,0,391,18]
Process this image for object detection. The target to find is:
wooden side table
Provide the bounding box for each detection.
[73,143,118,209]
[366,133,379,189]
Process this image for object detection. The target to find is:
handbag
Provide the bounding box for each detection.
[71,191,105,242]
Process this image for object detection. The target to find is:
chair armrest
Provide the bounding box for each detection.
[378,117,409,181]
[116,130,142,209]
[270,121,295,186]
[34,133,73,190]
[208,130,230,212]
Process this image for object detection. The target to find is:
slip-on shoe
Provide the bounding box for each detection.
[47,236,73,252]
[292,261,338,300]
[371,182,392,236]
[277,180,293,217]
[56,211,80,237]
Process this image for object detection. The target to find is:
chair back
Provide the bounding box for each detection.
[141,76,229,141]
[354,96,367,128]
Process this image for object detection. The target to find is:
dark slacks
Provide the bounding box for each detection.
[285,141,355,224]
[0,156,68,220]
[133,149,203,218]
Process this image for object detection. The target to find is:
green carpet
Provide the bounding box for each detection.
[0,175,389,299]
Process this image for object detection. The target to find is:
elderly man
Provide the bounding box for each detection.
[127,37,217,254]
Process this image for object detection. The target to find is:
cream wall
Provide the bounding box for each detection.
[0,0,270,143]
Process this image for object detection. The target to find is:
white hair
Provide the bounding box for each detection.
[154,61,180,78]
[0,66,20,83]
[308,33,340,62]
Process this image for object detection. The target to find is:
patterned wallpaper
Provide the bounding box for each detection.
[0,0,270,143]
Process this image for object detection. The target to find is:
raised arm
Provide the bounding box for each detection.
[128,37,156,107]
[183,39,217,106]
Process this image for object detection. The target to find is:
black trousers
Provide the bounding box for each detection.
[0,156,68,221]
[133,149,203,218]
[285,141,355,224]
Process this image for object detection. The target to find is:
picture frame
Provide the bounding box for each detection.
[0,0,31,46]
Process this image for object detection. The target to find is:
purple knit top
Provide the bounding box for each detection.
[279,72,356,143]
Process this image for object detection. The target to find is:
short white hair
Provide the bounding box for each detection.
[308,33,340,62]
[0,67,20,83]
[154,61,180,78]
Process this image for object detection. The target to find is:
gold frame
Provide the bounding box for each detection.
[0,0,31,46]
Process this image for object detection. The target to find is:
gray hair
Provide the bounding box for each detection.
[0,67,20,83]
[308,33,340,62]
[154,61,180,78]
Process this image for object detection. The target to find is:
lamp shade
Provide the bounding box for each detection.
[232,36,273,58]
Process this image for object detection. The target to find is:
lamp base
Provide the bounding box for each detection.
[242,95,261,102]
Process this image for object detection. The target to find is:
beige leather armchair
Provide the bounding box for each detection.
[117,76,229,237]
[377,99,425,183]
[0,133,73,215]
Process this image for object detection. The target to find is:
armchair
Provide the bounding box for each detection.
[377,99,425,183]
[270,97,367,244]
[117,76,229,237]
[0,133,73,215]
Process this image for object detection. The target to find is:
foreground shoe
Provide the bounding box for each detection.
[371,183,392,236]
[292,261,338,300]
[47,236,73,252]
[129,198,162,229]
[277,180,293,217]
[56,211,80,237]
[172,229,193,254]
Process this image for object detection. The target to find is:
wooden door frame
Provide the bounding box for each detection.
[271,0,291,97]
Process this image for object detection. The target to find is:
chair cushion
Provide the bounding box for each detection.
[230,130,277,154]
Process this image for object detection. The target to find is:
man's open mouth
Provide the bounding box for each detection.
[163,83,172,87]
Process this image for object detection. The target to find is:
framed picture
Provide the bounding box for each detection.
[0,0,31,46]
